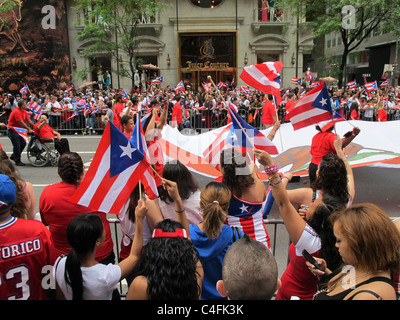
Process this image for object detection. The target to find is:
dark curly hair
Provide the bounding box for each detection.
[220,148,254,197]
[307,193,345,271]
[57,152,84,184]
[159,161,199,204]
[133,219,201,300]
[312,153,349,205]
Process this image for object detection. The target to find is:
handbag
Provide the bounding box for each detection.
[28,136,43,153]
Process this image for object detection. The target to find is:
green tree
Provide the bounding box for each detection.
[73,0,165,89]
[277,0,400,85]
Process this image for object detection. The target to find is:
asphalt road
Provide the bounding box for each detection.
[1,134,399,278]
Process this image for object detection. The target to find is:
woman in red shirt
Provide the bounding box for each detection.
[40,152,115,264]
[376,101,388,122]
[349,102,359,120]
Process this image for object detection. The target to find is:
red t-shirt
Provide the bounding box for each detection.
[0,217,56,300]
[262,100,275,125]
[33,122,55,141]
[350,109,359,120]
[115,102,125,118]
[377,108,387,122]
[8,108,29,128]
[310,131,336,165]
[39,182,113,261]
[172,102,183,124]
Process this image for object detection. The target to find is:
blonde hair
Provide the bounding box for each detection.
[374,101,384,117]
[330,203,400,274]
[200,182,231,239]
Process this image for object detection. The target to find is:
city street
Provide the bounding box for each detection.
[1,133,399,278]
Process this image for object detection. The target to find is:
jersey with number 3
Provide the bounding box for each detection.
[0,217,56,300]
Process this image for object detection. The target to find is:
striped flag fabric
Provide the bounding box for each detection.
[174,80,185,93]
[202,82,212,92]
[240,86,252,94]
[365,81,378,92]
[151,76,163,84]
[291,78,302,85]
[20,84,29,96]
[380,79,390,87]
[317,110,345,132]
[9,127,29,143]
[286,82,333,131]
[70,122,149,214]
[347,80,357,89]
[240,61,283,104]
[66,84,74,92]
[310,81,321,88]
[227,105,278,154]
[130,114,159,200]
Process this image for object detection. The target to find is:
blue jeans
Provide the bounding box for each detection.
[7,128,26,163]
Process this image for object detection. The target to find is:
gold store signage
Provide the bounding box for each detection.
[186,61,230,70]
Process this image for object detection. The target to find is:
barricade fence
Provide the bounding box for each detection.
[107,217,289,298]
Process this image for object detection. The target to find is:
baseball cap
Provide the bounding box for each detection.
[0,174,16,210]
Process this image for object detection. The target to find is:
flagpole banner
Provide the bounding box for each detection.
[159,121,400,180]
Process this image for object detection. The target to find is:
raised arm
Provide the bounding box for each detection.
[333,135,355,205]
[255,149,306,245]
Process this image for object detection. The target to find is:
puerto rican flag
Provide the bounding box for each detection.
[9,127,29,143]
[240,61,283,104]
[66,84,74,92]
[130,114,159,200]
[291,78,302,86]
[365,81,378,92]
[27,100,43,120]
[227,105,278,154]
[20,84,29,96]
[174,80,185,93]
[202,82,212,92]
[122,90,129,100]
[67,111,78,121]
[70,121,149,214]
[287,82,333,131]
[151,76,163,84]
[310,81,321,88]
[240,86,252,95]
[83,104,92,116]
[380,79,390,87]
[347,80,357,89]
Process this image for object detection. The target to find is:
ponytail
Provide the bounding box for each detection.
[65,213,103,300]
[200,182,231,239]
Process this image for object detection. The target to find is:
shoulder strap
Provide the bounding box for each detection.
[231,226,242,242]
[347,289,384,300]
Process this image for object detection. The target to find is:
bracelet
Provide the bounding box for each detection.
[264,164,278,175]
[270,177,283,188]
[175,209,185,213]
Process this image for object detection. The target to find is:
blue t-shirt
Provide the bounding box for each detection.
[189,224,244,300]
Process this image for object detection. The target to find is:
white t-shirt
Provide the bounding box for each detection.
[55,256,121,300]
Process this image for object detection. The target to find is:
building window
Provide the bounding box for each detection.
[189,0,224,8]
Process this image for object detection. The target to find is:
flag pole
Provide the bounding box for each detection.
[272,97,284,151]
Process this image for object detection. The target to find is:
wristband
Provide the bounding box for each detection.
[264,164,278,175]
[270,177,283,188]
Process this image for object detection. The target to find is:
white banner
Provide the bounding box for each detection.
[160,120,400,179]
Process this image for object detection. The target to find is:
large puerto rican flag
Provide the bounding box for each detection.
[70,121,149,214]
[130,114,159,200]
[240,61,283,104]
[286,82,333,131]
[365,81,378,92]
[227,105,278,154]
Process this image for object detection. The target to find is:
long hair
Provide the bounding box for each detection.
[0,152,28,218]
[312,153,349,205]
[133,219,201,300]
[58,152,84,184]
[220,148,254,197]
[200,182,231,239]
[159,161,199,204]
[307,193,346,271]
[330,203,400,274]
[65,213,104,300]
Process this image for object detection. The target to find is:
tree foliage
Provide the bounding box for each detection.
[73,0,165,88]
[276,0,400,83]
